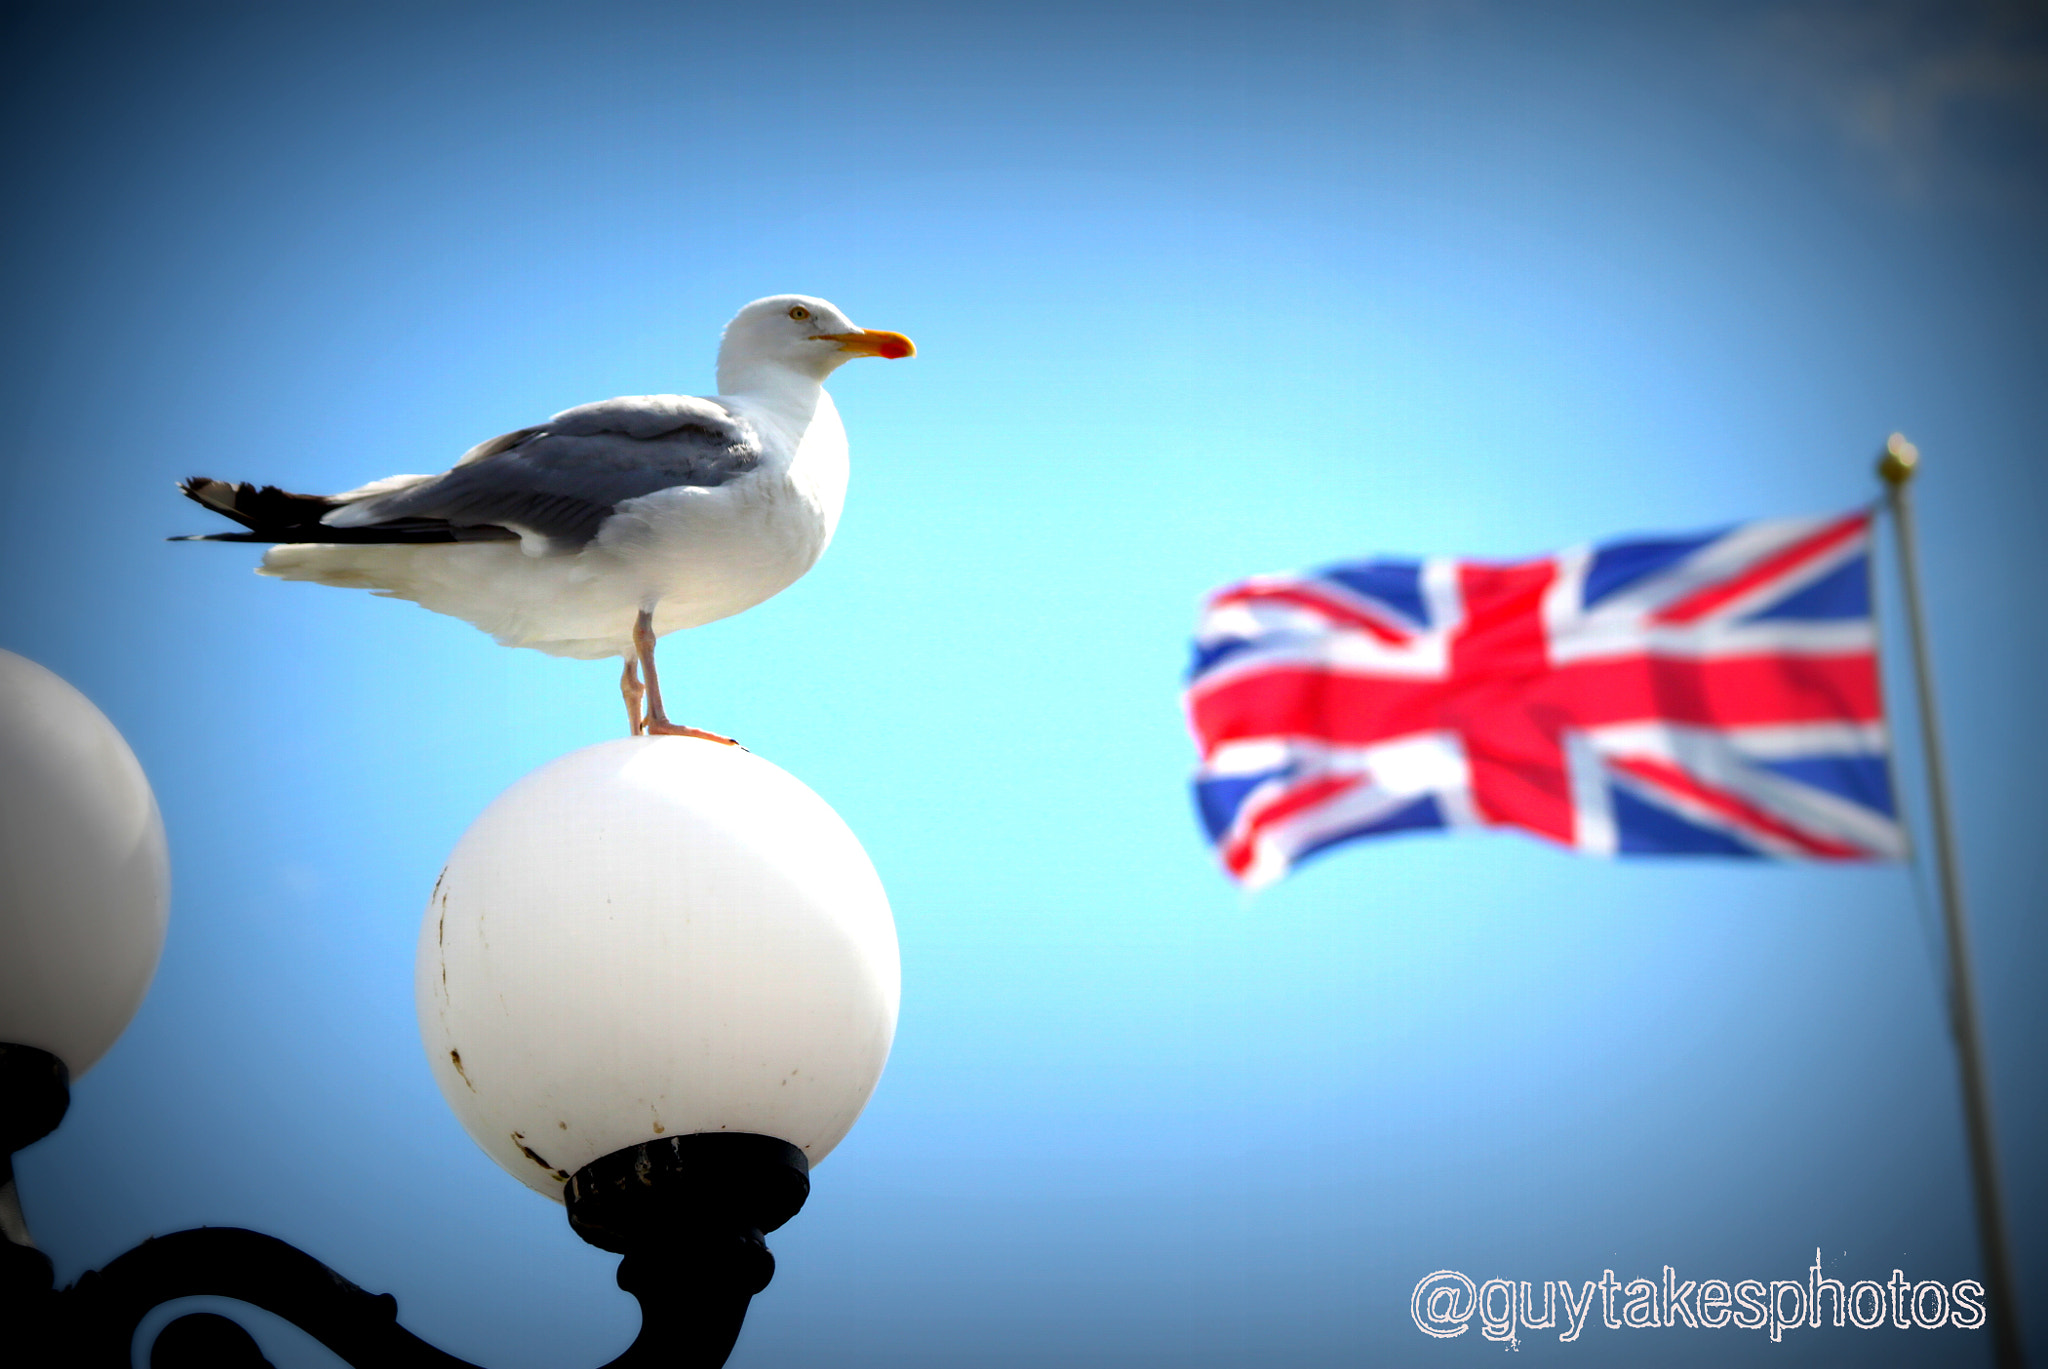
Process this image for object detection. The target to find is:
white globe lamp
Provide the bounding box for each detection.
[416,736,899,1361]
[0,649,169,1078]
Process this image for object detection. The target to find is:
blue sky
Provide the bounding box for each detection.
[3,2,2044,1365]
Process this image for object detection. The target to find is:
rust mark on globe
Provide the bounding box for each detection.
[448,1049,474,1090]
[511,1130,569,1180]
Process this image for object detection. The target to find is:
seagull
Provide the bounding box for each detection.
[177,295,914,742]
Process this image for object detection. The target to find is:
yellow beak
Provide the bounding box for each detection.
[813,329,916,360]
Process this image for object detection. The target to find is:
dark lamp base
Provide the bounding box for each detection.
[566,1132,810,1254]
[565,1133,812,1365]
[0,1044,69,1159]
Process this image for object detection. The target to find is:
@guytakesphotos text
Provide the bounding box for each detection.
[1411,1250,1986,1345]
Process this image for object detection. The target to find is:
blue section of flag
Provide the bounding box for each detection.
[1611,784,1760,856]
[1581,531,1721,608]
[1758,755,1895,816]
[1193,771,1285,841]
[1318,559,1429,626]
[1294,795,1447,865]
[1744,555,1870,622]
[1189,636,1260,679]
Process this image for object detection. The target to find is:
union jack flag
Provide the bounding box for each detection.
[1186,511,1903,887]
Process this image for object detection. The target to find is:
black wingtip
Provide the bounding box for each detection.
[174,477,340,540]
[177,476,244,516]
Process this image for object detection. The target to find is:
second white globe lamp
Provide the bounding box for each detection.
[0,649,170,1080]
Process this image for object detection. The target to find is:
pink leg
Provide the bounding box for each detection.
[621,657,646,736]
[634,608,740,746]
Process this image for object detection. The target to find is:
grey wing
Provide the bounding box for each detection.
[321,396,763,548]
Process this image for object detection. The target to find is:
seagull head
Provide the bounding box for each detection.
[717,295,915,395]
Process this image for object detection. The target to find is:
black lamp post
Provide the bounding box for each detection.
[3,1042,806,1366]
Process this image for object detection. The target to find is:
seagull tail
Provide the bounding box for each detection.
[171,477,518,545]
[171,478,341,543]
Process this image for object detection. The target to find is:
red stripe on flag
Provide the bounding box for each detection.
[1452,561,1571,839]
[1188,652,1882,755]
[1650,513,1868,626]
[1605,754,1865,858]
[1551,652,1885,728]
[1209,585,1412,645]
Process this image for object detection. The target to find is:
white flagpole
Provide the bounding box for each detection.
[1878,433,2025,1368]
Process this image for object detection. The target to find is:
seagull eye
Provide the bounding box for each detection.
[787,305,811,321]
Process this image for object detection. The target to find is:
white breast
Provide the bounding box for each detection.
[595,390,849,636]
